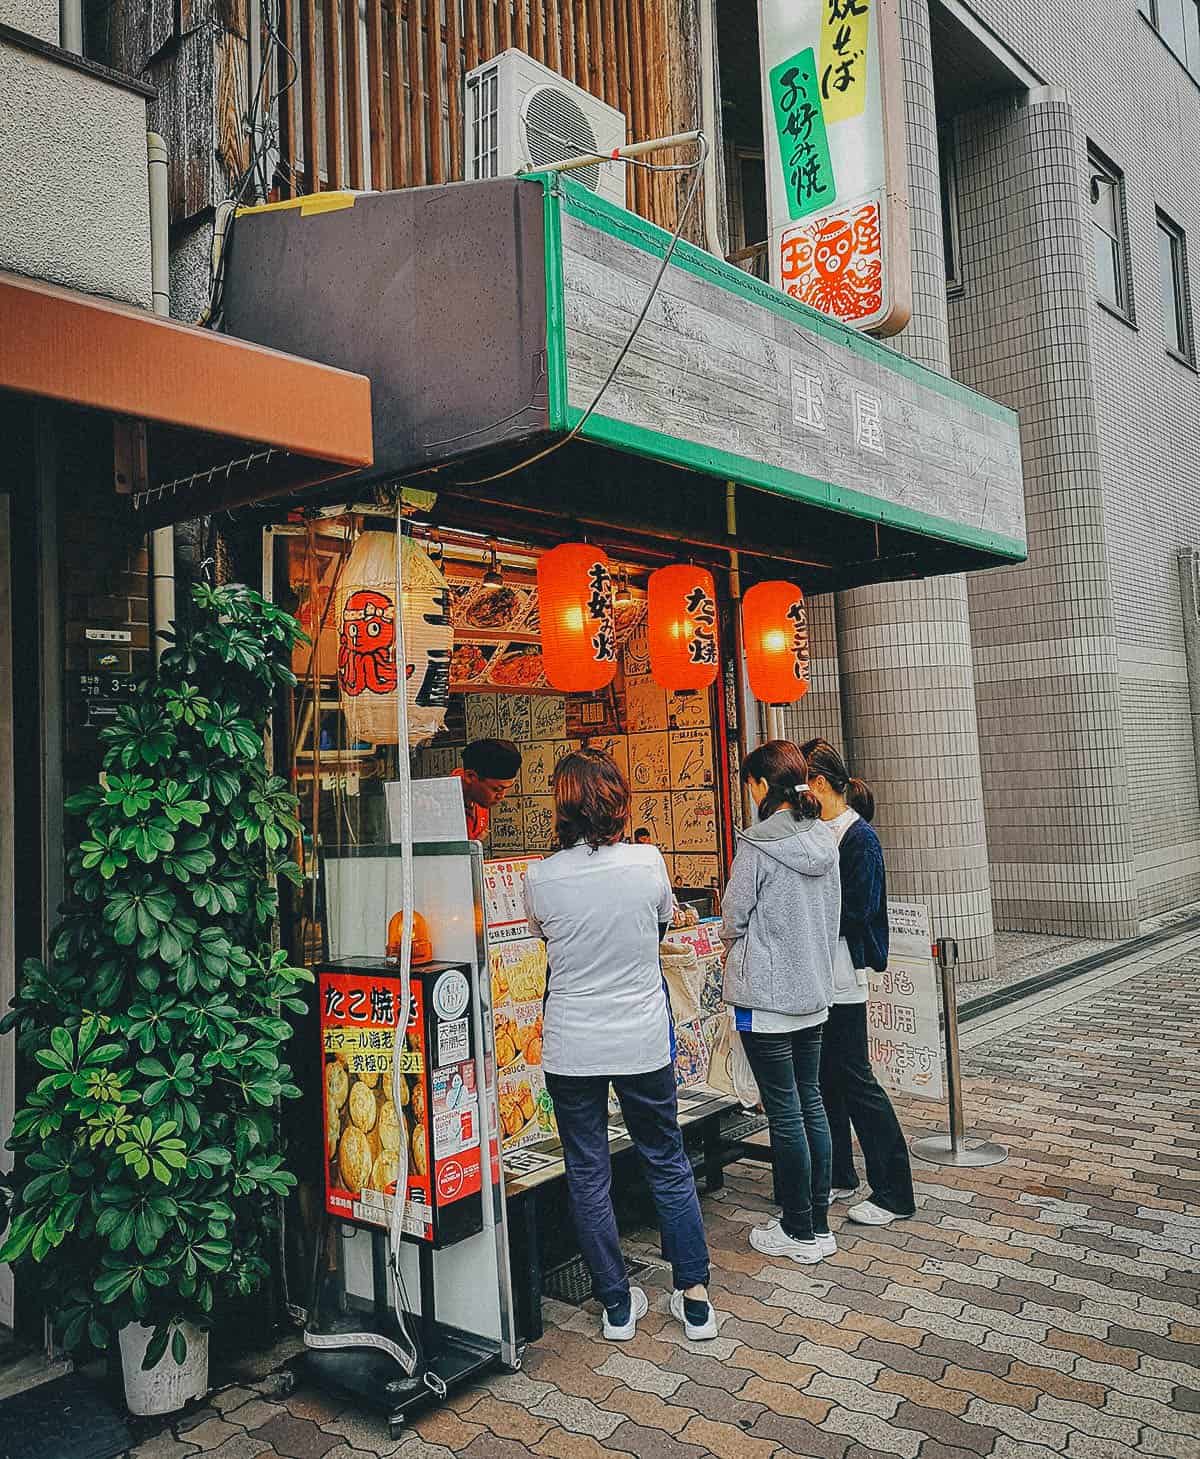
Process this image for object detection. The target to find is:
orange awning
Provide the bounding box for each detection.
[0,269,373,523]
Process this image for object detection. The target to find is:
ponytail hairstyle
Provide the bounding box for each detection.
[800,738,876,823]
[740,740,821,823]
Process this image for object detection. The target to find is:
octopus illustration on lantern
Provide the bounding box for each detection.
[779,201,883,323]
[338,589,399,697]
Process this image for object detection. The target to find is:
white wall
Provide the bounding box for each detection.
[0,39,152,308]
[0,0,58,45]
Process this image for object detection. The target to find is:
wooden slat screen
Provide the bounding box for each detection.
[366,0,387,187]
[274,0,698,230]
[322,0,345,188]
[344,0,365,188]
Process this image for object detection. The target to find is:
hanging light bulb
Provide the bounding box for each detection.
[615,567,634,606]
[482,539,504,587]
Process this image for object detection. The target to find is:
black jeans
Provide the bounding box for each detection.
[819,1001,916,1216]
[739,1026,832,1242]
[546,1064,711,1310]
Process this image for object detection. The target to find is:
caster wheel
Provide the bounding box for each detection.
[389,1420,405,1439]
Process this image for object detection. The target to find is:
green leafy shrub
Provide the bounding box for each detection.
[1,583,312,1370]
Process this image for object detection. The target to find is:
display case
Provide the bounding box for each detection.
[303,840,517,1432]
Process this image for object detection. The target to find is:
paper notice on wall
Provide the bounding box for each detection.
[867,900,943,1101]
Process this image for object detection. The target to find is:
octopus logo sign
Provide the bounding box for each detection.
[780,203,883,324]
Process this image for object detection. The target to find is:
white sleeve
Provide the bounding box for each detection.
[523,871,543,939]
[655,850,674,925]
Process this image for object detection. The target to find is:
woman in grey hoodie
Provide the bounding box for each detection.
[721,741,841,1264]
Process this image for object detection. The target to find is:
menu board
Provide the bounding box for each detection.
[483,858,556,1152]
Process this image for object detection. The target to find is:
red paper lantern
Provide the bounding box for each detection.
[537,543,618,692]
[647,565,719,691]
[742,580,810,704]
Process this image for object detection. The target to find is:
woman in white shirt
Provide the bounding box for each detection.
[523,749,717,1343]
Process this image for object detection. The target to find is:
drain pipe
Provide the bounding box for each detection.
[697,0,724,256]
[60,0,83,53]
[147,133,175,663]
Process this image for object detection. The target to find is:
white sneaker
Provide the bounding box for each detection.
[670,1288,719,1341]
[829,1187,857,1202]
[848,1199,905,1226]
[815,1231,838,1257]
[749,1220,824,1264]
[601,1285,648,1340]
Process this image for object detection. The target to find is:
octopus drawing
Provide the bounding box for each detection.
[338,589,399,697]
[780,201,883,323]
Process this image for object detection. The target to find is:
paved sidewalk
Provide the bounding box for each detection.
[131,937,1200,1459]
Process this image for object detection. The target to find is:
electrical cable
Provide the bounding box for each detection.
[442,132,710,489]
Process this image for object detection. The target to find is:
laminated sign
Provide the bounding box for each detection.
[866,901,944,1101]
[759,0,911,335]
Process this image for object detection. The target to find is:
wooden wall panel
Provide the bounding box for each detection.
[300,0,320,192]
[322,0,345,187]
[425,0,445,180]
[345,0,365,187]
[367,0,387,186]
[446,0,463,179]
[387,1,410,186]
[252,0,698,230]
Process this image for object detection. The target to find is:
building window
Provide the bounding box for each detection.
[1157,212,1194,363]
[1089,148,1132,320]
[1143,0,1200,80]
[939,123,963,294]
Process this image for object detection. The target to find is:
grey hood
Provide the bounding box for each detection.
[736,810,840,877]
[721,810,841,1018]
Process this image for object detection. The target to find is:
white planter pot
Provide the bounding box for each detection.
[118,1320,209,1416]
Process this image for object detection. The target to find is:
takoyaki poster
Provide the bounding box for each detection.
[484,858,555,1152]
[320,971,432,1239]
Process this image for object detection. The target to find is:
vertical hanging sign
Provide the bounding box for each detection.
[760,0,911,337]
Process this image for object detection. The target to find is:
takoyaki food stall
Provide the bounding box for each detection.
[131,171,1024,1429]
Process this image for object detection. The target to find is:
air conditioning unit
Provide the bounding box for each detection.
[465,49,627,207]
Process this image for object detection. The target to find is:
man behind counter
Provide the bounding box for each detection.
[453,738,523,840]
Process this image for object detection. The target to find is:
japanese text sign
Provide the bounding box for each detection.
[760,0,910,335]
[866,900,944,1101]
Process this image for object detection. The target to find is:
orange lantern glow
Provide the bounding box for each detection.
[536,543,617,692]
[742,580,810,704]
[386,910,433,965]
[647,565,719,691]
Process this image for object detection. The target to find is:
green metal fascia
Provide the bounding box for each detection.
[560,403,1026,561]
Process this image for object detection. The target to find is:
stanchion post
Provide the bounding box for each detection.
[910,934,1007,1168]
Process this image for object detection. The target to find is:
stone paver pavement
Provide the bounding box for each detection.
[128,944,1200,1458]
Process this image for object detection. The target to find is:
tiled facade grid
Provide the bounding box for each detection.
[805,0,1200,945]
[952,2,1200,924]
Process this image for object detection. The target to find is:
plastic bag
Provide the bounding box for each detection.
[660,938,704,1025]
[707,1009,760,1108]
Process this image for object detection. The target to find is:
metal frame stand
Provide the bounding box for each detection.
[909,938,1007,1168]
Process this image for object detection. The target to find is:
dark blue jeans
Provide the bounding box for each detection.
[545,1064,711,1310]
[739,1025,832,1242]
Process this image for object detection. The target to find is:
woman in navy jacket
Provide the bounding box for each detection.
[801,740,916,1225]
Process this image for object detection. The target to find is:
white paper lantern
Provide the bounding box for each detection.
[335,532,451,747]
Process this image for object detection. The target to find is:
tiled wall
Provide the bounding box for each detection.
[834,0,998,979]
[944,0,1200,928]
